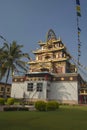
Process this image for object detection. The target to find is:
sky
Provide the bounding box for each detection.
[0,0,87,80]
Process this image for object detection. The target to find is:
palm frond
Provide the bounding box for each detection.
[15,60,28,72]
[0,40,29,82]
[0,67,7,81]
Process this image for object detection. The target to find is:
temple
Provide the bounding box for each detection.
[11,29,87,104]
[29,29,76,74]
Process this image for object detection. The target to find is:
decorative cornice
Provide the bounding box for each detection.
[32,46,65,54]
[12,73,81,82]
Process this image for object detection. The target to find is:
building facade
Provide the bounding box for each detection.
[0,82,11,98]
[11,29,86,104]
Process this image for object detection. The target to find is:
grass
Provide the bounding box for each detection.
[0,105,87,130]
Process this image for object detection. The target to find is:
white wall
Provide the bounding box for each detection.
[49,81,78,103]
[11,80,78,104]
[11,81,47,100]
[11,82,26,98]
[25,81,47,100]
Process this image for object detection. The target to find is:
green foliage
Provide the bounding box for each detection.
[0,41,29,81]
[4,107,29,111]
[35,100,59,111]
[7,98,15,105]
[35,101,46,111]
[0,98,5,105]
[53,101,59,109]
[46,101,59,111]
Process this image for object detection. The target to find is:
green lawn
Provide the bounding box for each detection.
[0,105,87,130]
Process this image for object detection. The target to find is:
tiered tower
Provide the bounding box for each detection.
[29,29,76,74]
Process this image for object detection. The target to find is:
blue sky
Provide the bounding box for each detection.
[0,0,87,80]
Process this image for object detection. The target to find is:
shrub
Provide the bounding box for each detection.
[35,101,46,111]
[0,98,5,105]
[46,101,59,111]
[4,107,29,111]
[7,98,15,105]
[53,101,59,109]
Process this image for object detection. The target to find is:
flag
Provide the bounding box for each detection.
[78,43,81,46]
[76,6,81,12]
[76,0,80,5]
[77,12,81,17]
[78,45,80,49]
[76,0,81,17]
[76,5,81,16]
[78,31,80,35]
[78,27,81,36]
[78,27,81,31]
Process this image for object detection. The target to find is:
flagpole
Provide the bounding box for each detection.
[75,0,81,73]
[77,16,80,67]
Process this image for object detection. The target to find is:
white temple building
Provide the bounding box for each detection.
[11,29,86,104]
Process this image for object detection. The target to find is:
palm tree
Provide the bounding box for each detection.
[0,41,30,98]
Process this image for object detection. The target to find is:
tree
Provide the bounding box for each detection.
[0,41,30,98]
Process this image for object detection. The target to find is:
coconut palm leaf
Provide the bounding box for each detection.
[0,41,30,98]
